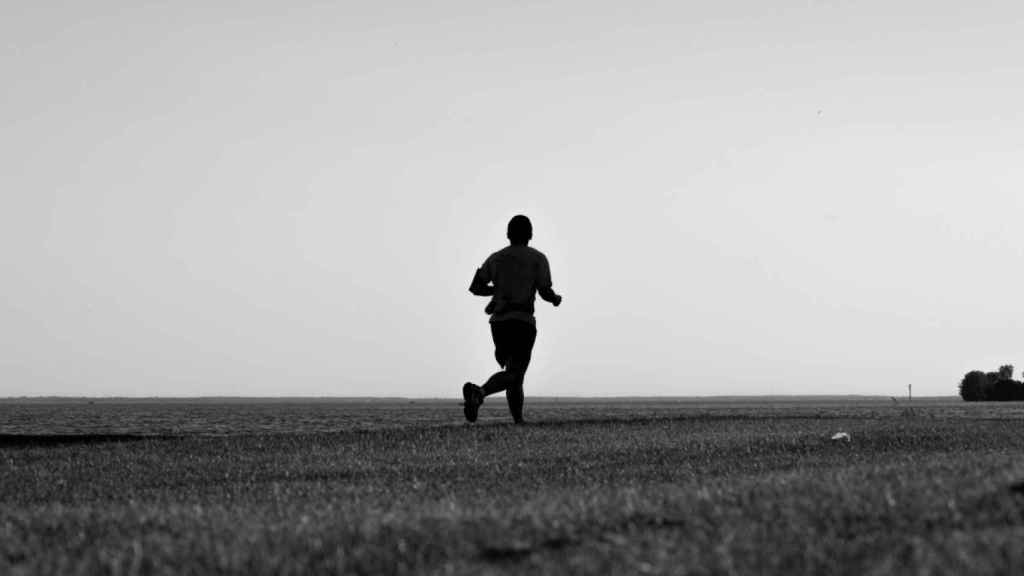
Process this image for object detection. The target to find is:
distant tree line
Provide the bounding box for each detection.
[960,364,1024,401]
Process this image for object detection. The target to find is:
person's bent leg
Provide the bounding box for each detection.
[481,369,516,396]
[483,321,514,397]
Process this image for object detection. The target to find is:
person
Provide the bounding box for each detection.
[463,215,562,424]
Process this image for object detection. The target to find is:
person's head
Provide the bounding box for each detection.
[507,215,532,245]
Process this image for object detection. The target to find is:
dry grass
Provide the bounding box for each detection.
[2,398,1024,574]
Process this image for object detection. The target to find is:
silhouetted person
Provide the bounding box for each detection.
[463,215,562,424]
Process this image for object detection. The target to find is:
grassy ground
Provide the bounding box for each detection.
[2,398,1024,574]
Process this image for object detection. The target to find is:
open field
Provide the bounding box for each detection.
[3,397,1024,575]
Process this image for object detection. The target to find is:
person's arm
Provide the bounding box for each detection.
[468,266,494,296]
[538,286,561,307]
[536,253,562,306]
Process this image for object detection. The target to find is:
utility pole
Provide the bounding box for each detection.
[908,383,912,402]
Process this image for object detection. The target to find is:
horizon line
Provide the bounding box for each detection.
[1,394,956,402]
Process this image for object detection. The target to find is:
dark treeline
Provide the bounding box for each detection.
[960,364,1024,401]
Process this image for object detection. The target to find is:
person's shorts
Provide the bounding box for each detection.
[491,320,537,370]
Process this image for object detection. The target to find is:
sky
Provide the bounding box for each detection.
[2,1,1023,397]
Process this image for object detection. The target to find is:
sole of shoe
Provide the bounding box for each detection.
[462,382,480,422]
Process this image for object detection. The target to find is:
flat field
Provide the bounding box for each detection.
[3,397,1024,575]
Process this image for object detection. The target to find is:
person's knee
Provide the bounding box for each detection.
[504,362,525,376]
[505,356,529,374]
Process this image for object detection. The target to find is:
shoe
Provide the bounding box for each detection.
[462,382,483,422]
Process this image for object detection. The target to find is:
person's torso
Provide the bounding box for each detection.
[485,245,547,324]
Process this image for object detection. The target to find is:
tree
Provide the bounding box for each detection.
[992,378,1019,401]
[1000,365,1015,380]
[960,371,987,401]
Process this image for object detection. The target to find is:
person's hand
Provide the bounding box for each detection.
[552,294,562,307]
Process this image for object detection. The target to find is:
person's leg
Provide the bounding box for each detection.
[479,365,524,416]
[481,321,513,396]
[461,323,507,423]
[503,322,536,423]
[481,369,517,396]
[505,367,525,423]
[473,321,535,423]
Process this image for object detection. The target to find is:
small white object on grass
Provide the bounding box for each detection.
[830,432,851,442]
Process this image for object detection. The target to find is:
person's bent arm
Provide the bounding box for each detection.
[536,254,560,306]
[468,268,494,296]
[538,286,562,307]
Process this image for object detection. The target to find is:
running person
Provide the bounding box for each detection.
[463,215,562,424]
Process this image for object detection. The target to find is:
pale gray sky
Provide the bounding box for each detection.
[3,1,1023,397]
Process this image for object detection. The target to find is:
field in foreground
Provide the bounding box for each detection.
[3,397,1024,575]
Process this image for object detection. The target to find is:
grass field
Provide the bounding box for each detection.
[3,397,1024,575]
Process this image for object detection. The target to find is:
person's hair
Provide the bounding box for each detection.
[507,215,532,245]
